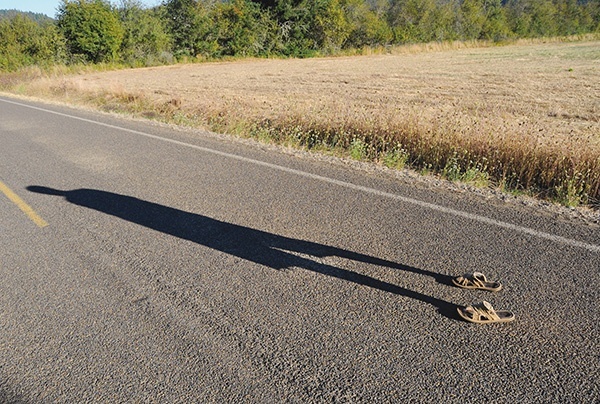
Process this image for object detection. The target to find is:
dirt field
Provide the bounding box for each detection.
[19,40,600,204]
[49,41,598,146]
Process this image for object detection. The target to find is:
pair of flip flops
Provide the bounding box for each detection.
[453,272,515,324]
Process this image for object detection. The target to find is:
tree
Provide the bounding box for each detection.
[480,0,511,41]
[57,0,124,63]
[555,0,586,35]
[459,0,486,39]
[313,0,352,51]
[209,0,279,57]
[0,10,54,23]
[458,0,510,41]
[388,0,438,43]
[587,0,600,32]
[118,0,172,65]
[249,0,349,56]
[268,0,320,56]
[0,14,66,71]
[506,0,533,37]
[343,0,393,48]
[529,0,558,37]
[163,0,212,57]
[429,0,461,42]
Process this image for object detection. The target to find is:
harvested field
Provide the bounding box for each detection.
[13,40,600,206]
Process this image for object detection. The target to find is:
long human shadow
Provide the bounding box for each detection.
[28,186,458,319]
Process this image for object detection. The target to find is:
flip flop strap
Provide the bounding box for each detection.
[472,301,500,321]
[455,276,471,287]
[470,272,488,288]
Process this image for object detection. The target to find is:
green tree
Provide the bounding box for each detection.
[459,0,486,39]
[391,0,462,43]
[118,0,172,65]
[253,0,351,56]
[579,0,600,33]
[506,0,533,37]
[313,0,352,51]
[529,0,558,37]
[343,0,393,47]
[388,0,438,43]
[555,0,586,35]
[57,0,125,63]
[0,14,66,71]
[480,0,511,40]
[588,0,600,32]
[417,0,461,42]
[208,0,279,57]
[269,0,320,56]
[0,10,54,23]
[459,0,510,41]
[162,0,214,57]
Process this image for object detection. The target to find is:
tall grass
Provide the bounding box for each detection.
[246,110,600,206]
[89,90,598,207]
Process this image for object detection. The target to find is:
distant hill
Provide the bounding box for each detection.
[0,9,54,23]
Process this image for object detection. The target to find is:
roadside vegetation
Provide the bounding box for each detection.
[1,0,599,208]
[2,0,600,67]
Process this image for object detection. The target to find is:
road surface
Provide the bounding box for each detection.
[1,96,599,402]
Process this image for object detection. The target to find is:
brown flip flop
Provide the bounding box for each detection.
[457,301,515,324]
[452,272,503,292]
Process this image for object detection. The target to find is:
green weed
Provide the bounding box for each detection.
[383,148,410,170]
[350,139,368,160]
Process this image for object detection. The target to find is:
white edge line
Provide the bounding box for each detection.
[3,97,599,254]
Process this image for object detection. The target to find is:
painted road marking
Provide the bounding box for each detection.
[0,180,49,228]
[1,97,599,253]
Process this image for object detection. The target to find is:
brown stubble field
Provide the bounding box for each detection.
[16,40,600,206]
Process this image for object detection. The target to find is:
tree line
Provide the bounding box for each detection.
[1,0,599,71]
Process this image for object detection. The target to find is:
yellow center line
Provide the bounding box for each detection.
[0,180,48,228]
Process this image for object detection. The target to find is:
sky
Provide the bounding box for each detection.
[1,0,162,18]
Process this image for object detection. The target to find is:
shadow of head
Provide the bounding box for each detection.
[27,185,67,196]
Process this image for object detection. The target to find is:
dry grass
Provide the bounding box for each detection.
[4,40,600,206]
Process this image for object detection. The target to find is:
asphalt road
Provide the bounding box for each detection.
[1,96,599,403]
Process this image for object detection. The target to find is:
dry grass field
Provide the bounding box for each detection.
[8,40,600,206]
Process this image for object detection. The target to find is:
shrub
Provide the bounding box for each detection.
[57,0,124,63]
[0,14,66,71]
